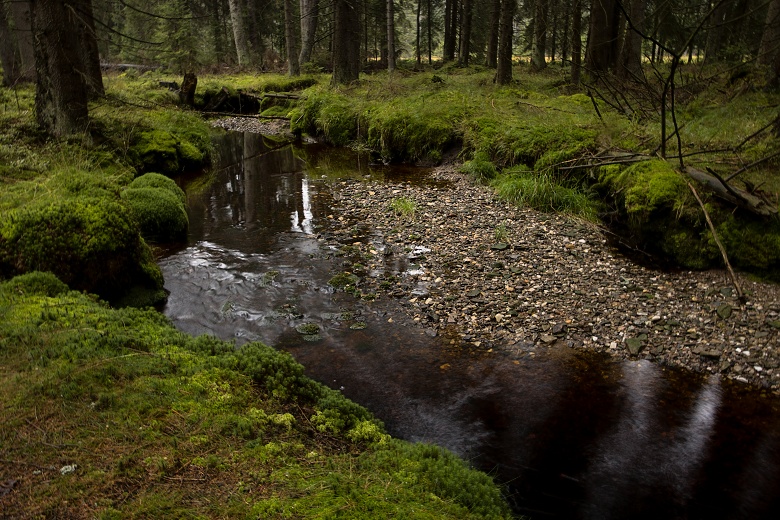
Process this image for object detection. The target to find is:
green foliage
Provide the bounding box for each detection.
[128,172,186,205]
[461,152,498,183]
[492,168,600,221]
[121,187,188,242]
[328,271,360,290]
[0,198,164,303]
[389,196,417,218]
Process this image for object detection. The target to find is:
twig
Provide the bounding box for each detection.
[687,182,745,302]
[724,149,780,183]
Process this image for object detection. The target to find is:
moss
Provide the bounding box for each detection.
[599,160,691,219]
[328,272,359,290]
[131,130,180,173]
[715,215,780,280]
[0,198,164,304]
[121,187,189,243]
[0,271,69,298]
[660,227,717,270]
[128,172,186,205]
[460,152,498,183]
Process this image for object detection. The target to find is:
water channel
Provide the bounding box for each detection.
[159,131,780,519]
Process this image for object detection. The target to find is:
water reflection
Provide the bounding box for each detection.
[161,132,780,519]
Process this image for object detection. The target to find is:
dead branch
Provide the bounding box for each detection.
[687,182,745,302]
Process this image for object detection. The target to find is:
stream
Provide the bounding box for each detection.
[159,131,780,519]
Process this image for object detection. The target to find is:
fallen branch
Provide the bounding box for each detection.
[684,166,777,217]
[687,182,745,302]
[202,112,290,121]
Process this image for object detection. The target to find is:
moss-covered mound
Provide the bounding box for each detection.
[0,278,511,519]
[597,160,780,279]
[0,198,165,304]
[128,172,186,204]
[121,186,188,243]
[129,129,205,175]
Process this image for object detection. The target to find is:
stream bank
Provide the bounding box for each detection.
[322,164,780,393]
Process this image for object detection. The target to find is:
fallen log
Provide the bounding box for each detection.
[202,112,290,120]
[684,166,777,217]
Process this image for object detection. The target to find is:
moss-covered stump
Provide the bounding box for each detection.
[0,198,166,306]
[122,173,188,243]
[598,159,780,280]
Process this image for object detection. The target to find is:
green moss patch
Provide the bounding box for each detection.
[121,187,188,243]
[0,198,165,304]
[128,172,186,204]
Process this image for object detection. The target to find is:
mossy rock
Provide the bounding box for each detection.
[715,214,780,280]
[121,187,188,243]
[0,198,165,304]
[128,172,186,205]
[600,160,691,219]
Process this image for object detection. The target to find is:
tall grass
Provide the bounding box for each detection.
[492,168,600,221]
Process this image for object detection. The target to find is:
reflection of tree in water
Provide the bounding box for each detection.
[190,131,328,251]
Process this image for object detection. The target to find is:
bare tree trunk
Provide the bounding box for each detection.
[284,0,300,75]
[617,0,644,80]
[532,0,548,70]
[426,0,432,64]
[10,0,35,81]
[387,0,396,71]
[759,0,780,68]
[571,0,582,85]
[416,0,422,66]
[585,0,620,74]
[443,0,456,61]
[333,0,361,84]
[30,0,89,137]
[299,0,319,65]
[73,0,104,98]
[496,0,516,84]
[486,0,501,67]
[459,0,473,65]
[228,0,250,67]
[0,2,20,86]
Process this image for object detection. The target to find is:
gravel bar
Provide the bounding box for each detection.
[322,164,780,393]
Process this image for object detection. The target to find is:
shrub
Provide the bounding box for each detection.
[121,187,188,242]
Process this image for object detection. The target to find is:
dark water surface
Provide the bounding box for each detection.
[160,131,780,519]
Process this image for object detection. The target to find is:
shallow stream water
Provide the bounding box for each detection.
[160,131,780,519]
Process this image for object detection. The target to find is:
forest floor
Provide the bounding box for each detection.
[322,161,780,394]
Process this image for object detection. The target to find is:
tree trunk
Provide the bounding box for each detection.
[416,0,422,66]
[571,0,582,85]
[30,0,89,137]
[228,0,250,67]
[73,0,104,98]
[459,0,473,66]
[299,0,319,65]
[10,0,35,81]
[496,0,516,84]
[486,0,501,67]
[284,0,300,75]
[443,0,456,61]
[617,0,644,80]
[427,0,432,64]
[759,0,780,68]
[333,0,361,84]
[0,2,20,86]
[387,0,396,71]
[705,1,728,63]
[532,0,548,70]
[585,0,620,74]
